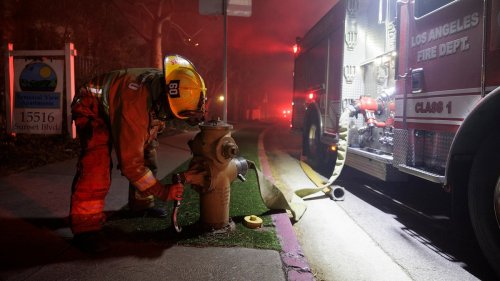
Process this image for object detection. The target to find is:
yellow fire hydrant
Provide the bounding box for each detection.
[188,119,248,231]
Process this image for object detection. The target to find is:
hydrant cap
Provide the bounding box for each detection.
[199,119,233,131]
[243,215,263,229]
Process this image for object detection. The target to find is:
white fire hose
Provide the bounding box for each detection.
[249,110,350,221]
[295,110,350,199]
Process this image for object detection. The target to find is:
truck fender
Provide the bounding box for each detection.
[446,87,500,187]
[445,87,500,223]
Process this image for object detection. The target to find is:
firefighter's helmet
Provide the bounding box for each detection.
[163,55,206,123]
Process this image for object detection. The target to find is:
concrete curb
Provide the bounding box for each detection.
[257,127,314,281]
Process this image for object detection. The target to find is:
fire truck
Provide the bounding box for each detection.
[291,0,500,275]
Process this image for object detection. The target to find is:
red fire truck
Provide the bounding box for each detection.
[291,0,500,274]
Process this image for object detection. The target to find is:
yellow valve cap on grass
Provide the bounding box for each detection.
[243,215,263,229]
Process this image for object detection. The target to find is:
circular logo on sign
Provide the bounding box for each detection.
[19,62,57,91]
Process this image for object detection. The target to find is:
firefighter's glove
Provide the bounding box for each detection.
[143,182,184,201]
[167,182,184,201]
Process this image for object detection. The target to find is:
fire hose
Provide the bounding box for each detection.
[247,110,351,222]
[295,110,350,199]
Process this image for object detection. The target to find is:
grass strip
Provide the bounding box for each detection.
[105,125,281,251]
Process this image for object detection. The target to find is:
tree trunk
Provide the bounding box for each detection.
[151,19,163,69]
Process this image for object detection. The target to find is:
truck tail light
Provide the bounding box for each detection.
[293,44,300,54]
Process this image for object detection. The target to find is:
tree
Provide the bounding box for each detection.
[110,0,233,120]
[113,0,203,68]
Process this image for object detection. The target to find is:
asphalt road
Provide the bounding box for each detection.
[262,120,499,281]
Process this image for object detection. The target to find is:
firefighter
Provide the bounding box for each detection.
[70,55,207,251]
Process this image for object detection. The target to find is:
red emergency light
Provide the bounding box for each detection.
[307,92,315,100]
[282,109,292,119]
[293,44,300,54]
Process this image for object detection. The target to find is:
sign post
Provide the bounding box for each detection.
[199,0,252,122]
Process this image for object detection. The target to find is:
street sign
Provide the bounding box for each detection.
[199,0,252,17]
[227,0,252,17]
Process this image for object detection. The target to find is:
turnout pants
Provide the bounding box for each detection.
[70,89,158,234]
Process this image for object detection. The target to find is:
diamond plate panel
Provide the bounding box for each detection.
[393,128,409,167]
[393,129,455,173]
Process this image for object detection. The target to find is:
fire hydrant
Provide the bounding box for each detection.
[188,119,249,231]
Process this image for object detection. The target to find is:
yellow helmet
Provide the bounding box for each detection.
[163,55,207,123]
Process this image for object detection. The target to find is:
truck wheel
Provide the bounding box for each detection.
[303,115,323,169]
[468,133,500,277]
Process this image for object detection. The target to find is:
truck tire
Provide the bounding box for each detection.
[303,114,324,169]
[468,133,500,277]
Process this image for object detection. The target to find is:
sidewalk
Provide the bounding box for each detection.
[0,131,293,281]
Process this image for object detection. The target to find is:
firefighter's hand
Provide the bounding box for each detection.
[143,182,183,201]
[167,182,184,201]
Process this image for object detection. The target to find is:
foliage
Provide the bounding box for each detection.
[10,0,149,69]
[0,134,80,177]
